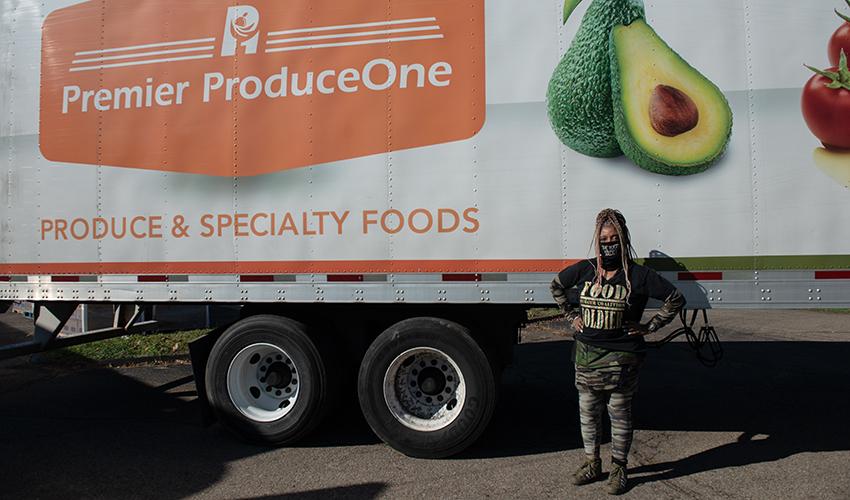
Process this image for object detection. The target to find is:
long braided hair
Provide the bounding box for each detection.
[589,208,638,302]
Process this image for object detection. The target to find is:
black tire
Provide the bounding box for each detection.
[205,315,329,445]
[357,317,497,458]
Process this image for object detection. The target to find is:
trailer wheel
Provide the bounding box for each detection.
[205,315,328,445]
[358,317,496,458]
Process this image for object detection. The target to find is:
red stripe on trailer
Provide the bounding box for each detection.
[0,259,579,275]
[442,273,482,282]
[0,276,10,282]
[51,275,80,282]
[815,270,850,279]
[240,275,274,282]
[327,274,364,282]
[678,272,723,281]
[137,275,168,282]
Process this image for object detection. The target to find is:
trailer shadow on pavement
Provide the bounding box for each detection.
[1,337,849,497]
[470,337,850,487]
[625,339,850,488]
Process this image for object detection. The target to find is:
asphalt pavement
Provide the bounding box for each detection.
[0,309,848,499]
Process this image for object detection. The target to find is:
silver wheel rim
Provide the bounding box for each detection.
[227,343,300,422]
[383,347,466,432]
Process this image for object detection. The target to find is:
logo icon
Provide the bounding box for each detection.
[221,6,259,56]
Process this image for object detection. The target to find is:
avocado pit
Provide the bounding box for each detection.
[649,84,699,137]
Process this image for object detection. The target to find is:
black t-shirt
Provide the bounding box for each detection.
[557,259,676,353]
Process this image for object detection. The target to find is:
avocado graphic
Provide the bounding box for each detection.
[609,19,733,175]
[546,0,645,158]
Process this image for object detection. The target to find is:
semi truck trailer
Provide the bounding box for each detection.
[1,0,849,457]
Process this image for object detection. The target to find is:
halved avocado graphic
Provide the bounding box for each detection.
[610,19,732,175]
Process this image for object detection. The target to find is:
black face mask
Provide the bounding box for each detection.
[600,242,622,270]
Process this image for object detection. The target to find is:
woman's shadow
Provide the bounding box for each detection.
[629,431,792,486]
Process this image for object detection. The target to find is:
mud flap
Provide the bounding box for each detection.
[189,327,225,426]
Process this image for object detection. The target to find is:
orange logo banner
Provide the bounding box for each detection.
[40,0,485,176]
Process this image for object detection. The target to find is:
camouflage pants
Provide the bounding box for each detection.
[575,364,640,462]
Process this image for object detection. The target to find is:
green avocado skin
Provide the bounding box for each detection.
[608,25,733,176]
[546,0,645,158]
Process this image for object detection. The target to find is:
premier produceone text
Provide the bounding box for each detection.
[60,58,452,114]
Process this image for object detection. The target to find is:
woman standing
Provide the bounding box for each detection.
[550,208,685,495]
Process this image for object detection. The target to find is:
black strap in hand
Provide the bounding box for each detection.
[647,309,723,368]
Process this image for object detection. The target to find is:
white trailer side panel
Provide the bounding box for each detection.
[0,0,848,307]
